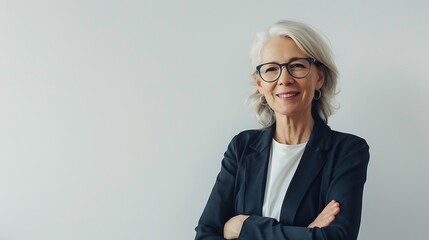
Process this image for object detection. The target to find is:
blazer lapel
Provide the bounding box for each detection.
[279,116,332,224]
[242,125,275,216]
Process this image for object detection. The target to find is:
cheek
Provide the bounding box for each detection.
[257,84,268,95]
[261,83,276,93]
[306,75,320,91]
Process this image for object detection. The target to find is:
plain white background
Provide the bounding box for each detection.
[0,0,428,239]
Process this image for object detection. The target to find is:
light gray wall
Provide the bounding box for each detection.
[0,0,428,239]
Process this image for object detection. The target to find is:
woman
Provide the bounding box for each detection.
[195,20,369,240]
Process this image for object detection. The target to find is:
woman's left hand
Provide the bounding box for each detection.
[224,215,250,239]
[308,200,340,228]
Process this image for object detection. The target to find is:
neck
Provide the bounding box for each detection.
[274,111,314,145]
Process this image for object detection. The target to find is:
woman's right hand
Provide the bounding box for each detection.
[308,200,340,228]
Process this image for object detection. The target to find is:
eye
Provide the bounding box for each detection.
[262,64,280,73]
[289,62,307,69]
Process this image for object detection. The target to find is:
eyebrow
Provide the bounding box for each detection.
[259,57,309,65]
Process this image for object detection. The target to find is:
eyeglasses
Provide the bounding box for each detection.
[255,57,318,83]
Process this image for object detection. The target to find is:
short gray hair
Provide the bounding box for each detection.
[248,20,339,127]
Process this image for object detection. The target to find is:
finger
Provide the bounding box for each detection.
[323,205,340,219]
[320,204,339,216]
[319,201,340,222]
[309,200,341,228]
[323,200,340,214]
[321,211,338,224]
[327,200,339,208]
[325,203,340,214]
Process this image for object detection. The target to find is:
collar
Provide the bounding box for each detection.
[249,113,332,152]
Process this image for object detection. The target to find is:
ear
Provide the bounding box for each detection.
[255,75,264,95]
[315,66,325,90]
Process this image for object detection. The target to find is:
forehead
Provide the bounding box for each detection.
[260,37,307,63]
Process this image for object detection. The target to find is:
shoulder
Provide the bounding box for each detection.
[226,126,273,154]
[329,129,369,150]
[309,117,369,154]
[233,126,272,145]
[326,129,370,167]
[228,128,262,150]
[234,128,267,140]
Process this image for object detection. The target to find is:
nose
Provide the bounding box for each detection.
[277,66,295,85]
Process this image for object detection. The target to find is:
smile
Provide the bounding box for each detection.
[276,92,299,98]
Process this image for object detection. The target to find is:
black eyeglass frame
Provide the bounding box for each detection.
[255,57,321,83]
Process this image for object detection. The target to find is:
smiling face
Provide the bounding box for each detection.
[256,37,324,121]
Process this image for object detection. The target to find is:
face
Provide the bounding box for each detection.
[256,37,324,120]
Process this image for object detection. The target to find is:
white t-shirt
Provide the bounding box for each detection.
[262,139,307,221]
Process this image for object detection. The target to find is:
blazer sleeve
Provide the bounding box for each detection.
[238,137,370,240]
[195,135,239,239]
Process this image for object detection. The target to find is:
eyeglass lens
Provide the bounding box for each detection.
[259,59,311,82]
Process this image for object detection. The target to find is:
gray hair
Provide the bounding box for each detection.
[248,20,339,127]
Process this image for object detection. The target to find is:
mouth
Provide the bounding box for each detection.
[276,92,300,99]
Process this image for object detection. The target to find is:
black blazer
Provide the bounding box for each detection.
[195,115,370,240]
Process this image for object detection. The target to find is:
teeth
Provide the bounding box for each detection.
[278,93,298,98]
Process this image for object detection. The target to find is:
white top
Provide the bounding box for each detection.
[262,139,307,221]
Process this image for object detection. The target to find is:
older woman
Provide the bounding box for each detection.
[195,20,369,240]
